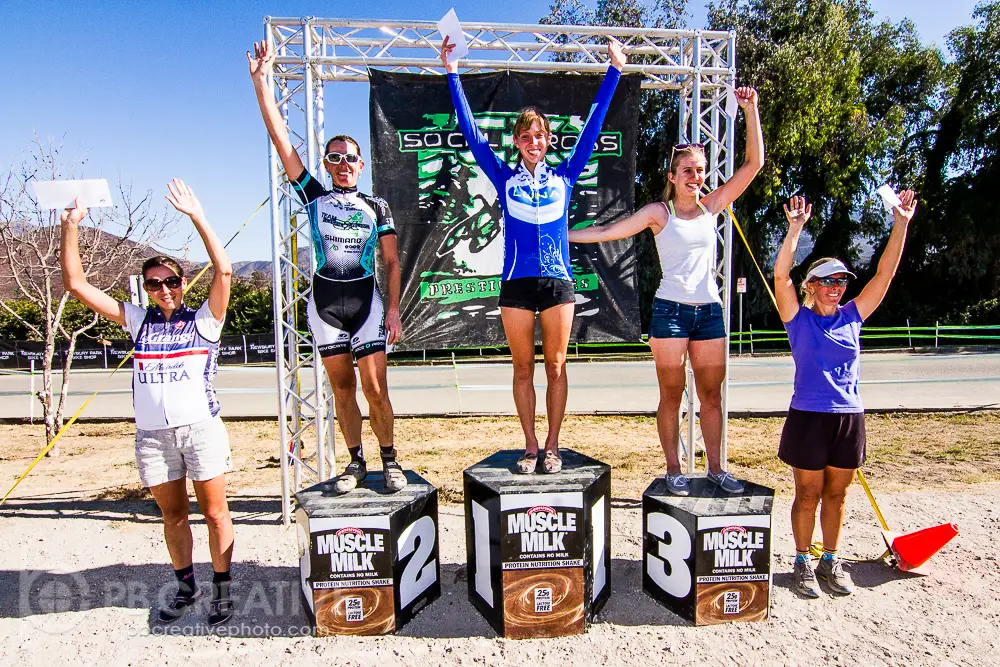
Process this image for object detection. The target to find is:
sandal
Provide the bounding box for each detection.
[515,451,538,474]
[543,450,563,474]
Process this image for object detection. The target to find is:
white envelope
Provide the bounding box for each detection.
[31,179,114,210]
[437,8,469,63]
[724,84,738,119]
[876,184,902,211]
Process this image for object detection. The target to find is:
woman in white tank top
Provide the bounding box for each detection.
[569,87,765,497]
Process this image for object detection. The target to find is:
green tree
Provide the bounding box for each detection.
[886,1,1000,323]
[706,0,945,326]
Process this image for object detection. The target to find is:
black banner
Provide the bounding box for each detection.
[370,69,642,349]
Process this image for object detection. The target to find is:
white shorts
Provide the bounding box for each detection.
[135,415,232,488]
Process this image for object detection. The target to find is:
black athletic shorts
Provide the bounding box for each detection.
[498,277,575,312]
[308,274,386,360]
[778,407,866,471]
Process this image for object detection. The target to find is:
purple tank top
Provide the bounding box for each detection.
[784,300,864,413]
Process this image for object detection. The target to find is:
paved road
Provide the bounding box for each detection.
[2,351,998,419]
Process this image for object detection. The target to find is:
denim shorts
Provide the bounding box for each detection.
[649,298,727,341]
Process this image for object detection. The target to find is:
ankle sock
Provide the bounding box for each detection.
[212,570,231,600]
[794,551,810,564]
[348,446,365,463]
[174,564,196,598]
[380,446,396,462]
[822,548,837,561]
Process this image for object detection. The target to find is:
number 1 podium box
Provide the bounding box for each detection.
[643,477,774,625]
[294,470,440,636]
[464,450,611,639]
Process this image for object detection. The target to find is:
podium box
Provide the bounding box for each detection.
[295,470,440,636]
[642,477,774,625]
[463,450,611,639]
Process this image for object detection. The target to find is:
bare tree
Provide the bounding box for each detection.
[0,139,185,453]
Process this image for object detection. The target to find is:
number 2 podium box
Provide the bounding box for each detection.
[294,470,440,636]
[642,477,774,625]
[463,450,611,639]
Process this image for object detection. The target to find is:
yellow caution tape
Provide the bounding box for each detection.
[1,197,269,506]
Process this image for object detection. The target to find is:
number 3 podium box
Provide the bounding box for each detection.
[463,450,611,639]
[295,470,440,636]
[643,477,774,625]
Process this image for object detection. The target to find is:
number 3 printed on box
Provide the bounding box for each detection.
[646,512,692,598]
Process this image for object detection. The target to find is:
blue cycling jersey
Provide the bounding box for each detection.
[447,67,621,281]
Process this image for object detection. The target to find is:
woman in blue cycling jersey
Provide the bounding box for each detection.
[441,37,627,474]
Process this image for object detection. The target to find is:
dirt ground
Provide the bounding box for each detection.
[2,413,999,665]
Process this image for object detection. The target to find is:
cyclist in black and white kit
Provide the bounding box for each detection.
[250,40,407,493]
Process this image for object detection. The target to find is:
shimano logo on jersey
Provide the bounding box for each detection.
[324,234,364,246]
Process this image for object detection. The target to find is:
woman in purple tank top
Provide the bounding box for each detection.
[773,191,917,598]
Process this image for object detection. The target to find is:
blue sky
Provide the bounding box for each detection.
[0,0,983,263]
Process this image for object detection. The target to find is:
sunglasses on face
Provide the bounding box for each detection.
[144,276,183,292]
[814,277,850,287]
[323,152,361,165]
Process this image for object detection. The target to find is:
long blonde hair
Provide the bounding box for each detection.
[800,257,840,307]
[662,145,707,202]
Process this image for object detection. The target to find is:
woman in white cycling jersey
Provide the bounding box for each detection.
[60,180,234,626]
[569,89,764,495]
[441,37,626,474]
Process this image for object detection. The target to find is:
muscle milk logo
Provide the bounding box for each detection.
[703,525,764,568]
[507,506,577,553]
[316,527,385,573]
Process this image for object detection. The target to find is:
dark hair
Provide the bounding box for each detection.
[325,135,362,156]
[662,144,707,202]
[141,255,183,279]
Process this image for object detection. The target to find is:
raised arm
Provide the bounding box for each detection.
[568,202,663,243]
[774,196,811,323]
[165,179,232,322]
[854,190,916,320]
[702,87,765,216]
[60,200,126,326]
[248,40,305,179]
[440,37,505,185]
[562,40,625,183]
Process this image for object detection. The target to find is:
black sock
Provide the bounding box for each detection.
[174,565,196,598]
[349,446,365,463]
[212,570,231,600]
[380,446,396,463]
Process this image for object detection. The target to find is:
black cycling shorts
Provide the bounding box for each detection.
[308,275,387,359]
[498,277,575,313]
[778,407,866,471]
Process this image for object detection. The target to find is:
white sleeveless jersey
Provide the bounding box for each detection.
[653,201,722,305]
[123,301,224,430]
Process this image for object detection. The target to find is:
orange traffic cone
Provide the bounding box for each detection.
[881,523,959,575]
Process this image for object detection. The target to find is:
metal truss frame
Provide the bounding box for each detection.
[265,17,737,523]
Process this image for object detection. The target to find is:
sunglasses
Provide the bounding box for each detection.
[814,277,850,287]
[671,142,705,157]
[144,276,183,292]
[323,152,361,165]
